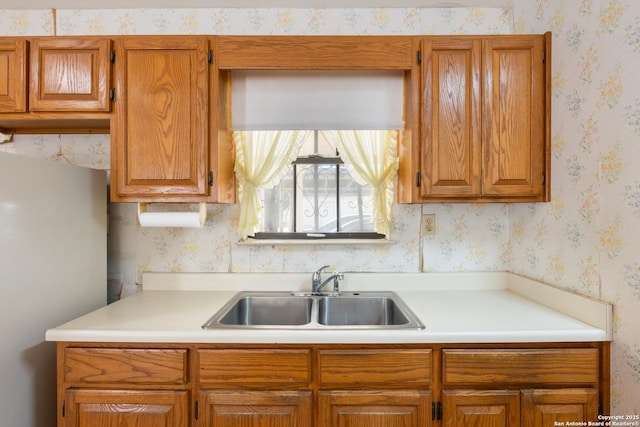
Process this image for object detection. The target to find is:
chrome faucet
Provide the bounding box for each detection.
[311,265,344,294]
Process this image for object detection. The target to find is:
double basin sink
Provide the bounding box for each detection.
[202,291,424,330]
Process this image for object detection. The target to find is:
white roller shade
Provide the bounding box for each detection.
[231,70,404,130]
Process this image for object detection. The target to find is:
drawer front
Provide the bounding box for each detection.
[64,348,188,385]
[318,349,431,388]
[199,349,311,387]
[442,348,599,386]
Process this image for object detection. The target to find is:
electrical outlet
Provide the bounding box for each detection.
[422,214,436,236]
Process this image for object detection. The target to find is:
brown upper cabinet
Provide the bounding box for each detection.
[0,34,550,204]
[110,36,211,202]
[110,36,234,203]
[482,35,548,199]
[0,36,112,133]
[420,37,482,199]
[0,39,27,113]
[29,37,112,112]
[399,32,551,203]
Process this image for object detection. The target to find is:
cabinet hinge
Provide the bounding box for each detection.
[208,171,214,187]
[208,49,213,64]
[195,400,199,420]
[109,88,115,102]
[62,401,65,417]
[110,50,116,63]
[542,172,545,184]
[542,49,546,63]
[417,50,422,65]
[416,172,422,187]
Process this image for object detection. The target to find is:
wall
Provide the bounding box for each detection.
[3,3,637,413]
[511,0,640,414]
[0,7,512,295]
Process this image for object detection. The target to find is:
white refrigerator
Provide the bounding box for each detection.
[0,152,107,427]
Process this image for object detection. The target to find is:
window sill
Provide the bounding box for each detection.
[237,238,396,246]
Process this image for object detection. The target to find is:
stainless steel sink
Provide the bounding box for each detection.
[202,291,424,330]
[317,295,411,326]
[203,293,313,327]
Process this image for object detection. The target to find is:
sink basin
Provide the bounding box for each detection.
[203,293,313,327]
[202,291,424,330]
[317,295,411,326]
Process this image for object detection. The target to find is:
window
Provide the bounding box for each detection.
[253,131,384,240]
[233,129,398,240]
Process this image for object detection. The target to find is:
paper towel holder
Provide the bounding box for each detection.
[137,202,207,228]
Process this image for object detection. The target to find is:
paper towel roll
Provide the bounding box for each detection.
[0,132,13,144]
[137,203,206,228]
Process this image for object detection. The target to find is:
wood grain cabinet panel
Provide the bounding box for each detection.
[318,390,432,427]
[482,35,547,198]
[111,36,211,201]
[198,349,311,388]
[318,349,431,388]
[442,348,599,387]
[405,33,551,203]
[64,347,188,385]
[421,37,482,198]
[29,37,112,112]
[217,36,415,69]
[521,388,599,427]
[200,390,312,427]
[65,389,189,427]
[443,389,521,427]
[0,39,27,112]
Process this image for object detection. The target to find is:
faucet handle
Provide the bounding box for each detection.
[313,265,330,279]
[332,272,344,293]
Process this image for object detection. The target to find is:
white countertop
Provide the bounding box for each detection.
[45,272,612,344]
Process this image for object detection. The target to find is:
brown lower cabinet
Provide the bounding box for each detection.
[65,389,189,426]
[57,342,608,427]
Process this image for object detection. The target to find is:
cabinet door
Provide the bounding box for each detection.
[421,37,481,198]
[0,39,27,112]
[29,37,112,112]
[521,388,598,427]
[442,389,520,427]
[482,35,546,198]
[111,37,210,201]
[200,390,312,427]
[65,389,189,427]
[318,390,432,427]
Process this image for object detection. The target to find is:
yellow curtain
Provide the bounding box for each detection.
[233,130,303,239]
[334,130,399,236]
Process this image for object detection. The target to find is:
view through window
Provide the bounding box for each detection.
[254,131,383,239]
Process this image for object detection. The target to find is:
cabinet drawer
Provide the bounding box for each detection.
[199,349,311,387]
[442,348,599,386]
[64,348,188,385]
[318,349,431,388]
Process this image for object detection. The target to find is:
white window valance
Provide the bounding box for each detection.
[231,70,404,130]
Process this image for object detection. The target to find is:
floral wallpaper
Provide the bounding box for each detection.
[1,1,638,413]
[512,0,640,415]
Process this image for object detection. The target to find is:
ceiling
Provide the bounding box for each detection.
[1,0,510,9]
